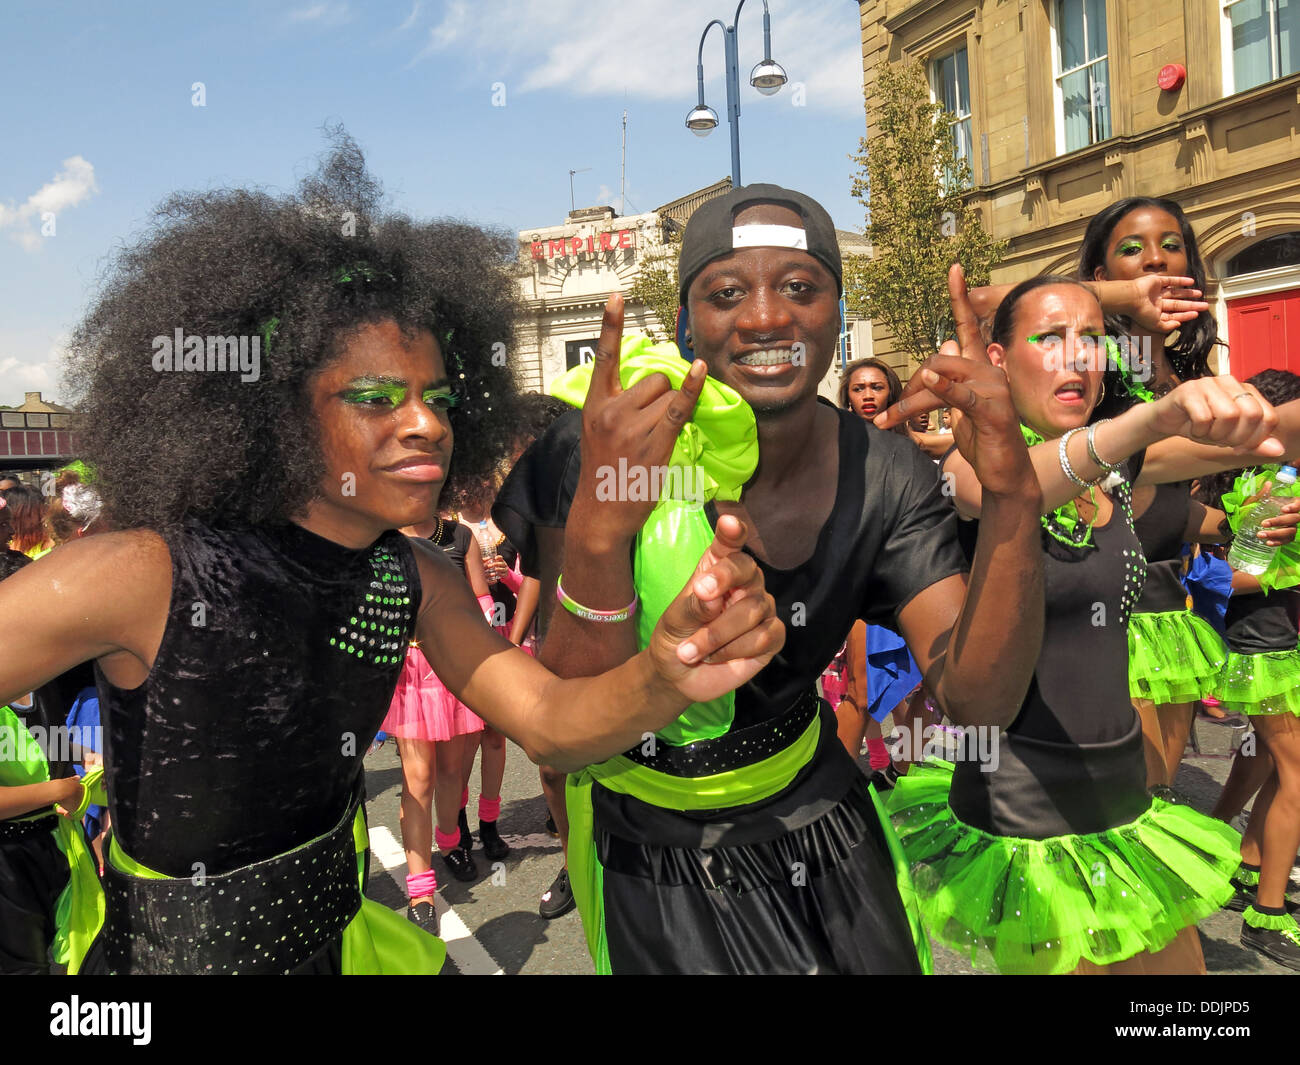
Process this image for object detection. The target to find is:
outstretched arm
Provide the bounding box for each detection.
[414,520,782,772]
[535,291,706,682]
[969,276,1208,334]
[886,266,1045,729]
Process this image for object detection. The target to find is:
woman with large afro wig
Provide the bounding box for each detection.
[0,132,781,974]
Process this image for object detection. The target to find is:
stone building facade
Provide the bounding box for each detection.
[860,0,1300,375]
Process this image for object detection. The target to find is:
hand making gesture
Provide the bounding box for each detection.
[648,514,783,704]
[874,264,1037,499]
[574,292,707,544]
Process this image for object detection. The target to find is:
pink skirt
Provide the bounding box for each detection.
[381,644,484,742]
[819,643,849,706]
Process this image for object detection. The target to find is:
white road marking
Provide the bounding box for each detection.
[368,824,505,976]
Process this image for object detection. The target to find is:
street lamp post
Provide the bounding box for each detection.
[685,0,787,187]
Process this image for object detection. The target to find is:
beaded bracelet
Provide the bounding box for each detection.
[1058,426,1103,488]
[555,573,638,623]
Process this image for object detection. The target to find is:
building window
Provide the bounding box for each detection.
[1224,0,1300,93]
[1227,232,1300,275]
[1053,0,1111,153]
[930,47,973,188]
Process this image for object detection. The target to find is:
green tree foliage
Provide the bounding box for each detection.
[626,231,682,343]
[844,60,1007,363]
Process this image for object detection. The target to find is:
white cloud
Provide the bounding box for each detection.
[414,0,863,113]
[0,332,72,408]
[0,156,99,252]
[396,0,422,33]
[288,3,351,26]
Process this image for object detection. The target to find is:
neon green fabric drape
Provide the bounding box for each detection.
[0,704,105,973]
[547,334,759,746]
[550,336,764,970]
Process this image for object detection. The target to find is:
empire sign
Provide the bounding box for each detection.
[530,229,636,260]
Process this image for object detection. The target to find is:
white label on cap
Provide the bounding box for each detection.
[731,224,807,250]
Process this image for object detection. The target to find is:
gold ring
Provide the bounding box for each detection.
[1232,392,1253,401]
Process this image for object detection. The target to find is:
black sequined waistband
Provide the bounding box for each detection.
[98,787,364,974]
[0,813,58,841]
[620,690,820,778]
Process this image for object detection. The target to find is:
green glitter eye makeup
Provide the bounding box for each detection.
[1116,240,1143,255]
[340,380,458,412]
[342,384,405,406]
[421,389,459,411]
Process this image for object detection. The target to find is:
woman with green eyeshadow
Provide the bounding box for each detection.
[0,135,783,975]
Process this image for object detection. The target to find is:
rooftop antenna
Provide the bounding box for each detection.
[620,109,627,216]
[568,167,592,213]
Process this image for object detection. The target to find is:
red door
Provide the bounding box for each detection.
[1226,288,1300,377]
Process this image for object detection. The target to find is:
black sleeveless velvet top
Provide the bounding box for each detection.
[96,520,420,877]
[1132,481,1191,615]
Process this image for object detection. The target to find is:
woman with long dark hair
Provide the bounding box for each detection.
[879,273,1300,973]
[1079,197,1234,791]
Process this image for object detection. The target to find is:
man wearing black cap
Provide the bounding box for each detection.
[495,183,1044,973]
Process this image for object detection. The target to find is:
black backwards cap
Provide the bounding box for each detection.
[677,183,843,306]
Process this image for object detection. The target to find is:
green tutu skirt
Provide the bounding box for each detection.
[1217,648,1300,716]
[886,761,1240,974]
[1127,609,1227,705]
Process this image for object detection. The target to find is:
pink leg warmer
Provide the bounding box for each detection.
[406,869,437,898]
[434,825,462,853]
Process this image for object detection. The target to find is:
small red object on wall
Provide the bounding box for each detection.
[1158,64,1186,91]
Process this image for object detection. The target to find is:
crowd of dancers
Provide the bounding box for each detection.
[2,135,1299,975]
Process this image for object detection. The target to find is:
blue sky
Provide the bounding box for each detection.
[0,0,869,406]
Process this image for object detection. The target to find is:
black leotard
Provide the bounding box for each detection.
[948,462,1154,838]
[1224,588,1300,654]
[1132,482,1191,614]
[95,519,419,877]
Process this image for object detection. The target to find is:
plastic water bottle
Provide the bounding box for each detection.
[1227,466,1298,575]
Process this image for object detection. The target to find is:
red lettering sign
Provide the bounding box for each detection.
[535,229,638,258]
